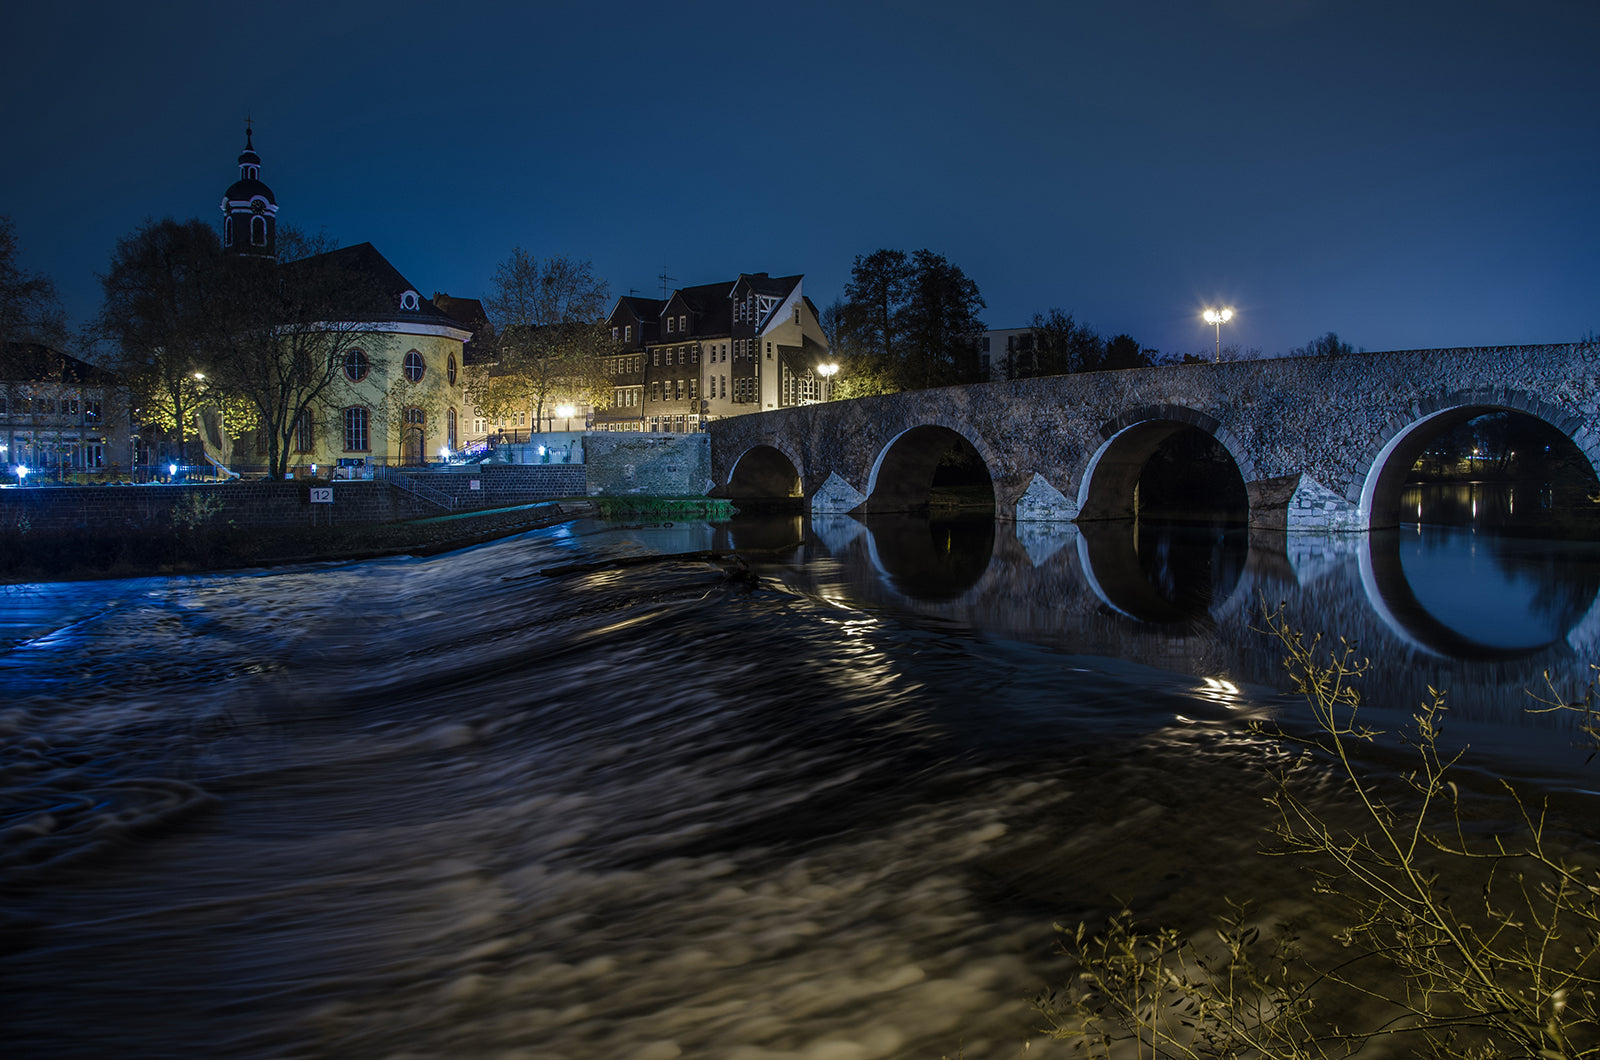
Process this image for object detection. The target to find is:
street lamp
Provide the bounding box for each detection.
[555,404,576,432]
[1203,308,1233,363]
[816,362,839,401]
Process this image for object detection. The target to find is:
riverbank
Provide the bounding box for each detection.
[0,497,734,583]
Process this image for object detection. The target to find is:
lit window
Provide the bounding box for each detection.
[666,316,674,334]
[404,350,426,383]
[679,314,687,331]
[344,349,370,382]
[625,325,632,341]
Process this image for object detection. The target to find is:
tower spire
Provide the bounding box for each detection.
[221,122,277,260]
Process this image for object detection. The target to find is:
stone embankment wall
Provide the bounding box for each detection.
[0,465,588,534]
[584,433,711,496]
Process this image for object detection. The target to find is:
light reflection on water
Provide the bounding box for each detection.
[3,512,1600,1058]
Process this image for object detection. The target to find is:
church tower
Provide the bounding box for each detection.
[220,122,277,260]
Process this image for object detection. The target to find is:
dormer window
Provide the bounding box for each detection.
[399,290,420,311]
[665,316,674,334]
[679,314,687,332]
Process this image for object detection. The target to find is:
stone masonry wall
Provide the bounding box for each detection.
[707,343,1600,530]
[584,433,711,496]
[0,465,588,535]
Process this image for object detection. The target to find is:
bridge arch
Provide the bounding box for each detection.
[725,442,805,506]
[1077,405,1258,522]
[1355,390,1600,528]
[863,417,1004,516]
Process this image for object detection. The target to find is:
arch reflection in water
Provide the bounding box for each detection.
[1360,527,1600,659]
[859,514,996,602]
[1076,521,1248,626]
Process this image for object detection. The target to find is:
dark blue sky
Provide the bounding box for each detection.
[4,0,1596,359]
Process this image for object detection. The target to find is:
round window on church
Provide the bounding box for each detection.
[404,350,426,383]
[344,349,370,382]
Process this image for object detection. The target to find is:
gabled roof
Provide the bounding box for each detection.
[671,280,736,336]
[282,242,464,330]
[432,293,488,331]
[1,342,121,386]
[609,295,666,324]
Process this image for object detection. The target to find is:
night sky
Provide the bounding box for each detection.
[4,0,1596,360]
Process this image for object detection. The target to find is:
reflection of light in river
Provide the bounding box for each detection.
[1196,676,1244,708]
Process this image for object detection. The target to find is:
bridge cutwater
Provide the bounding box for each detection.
[708,343,1600,531]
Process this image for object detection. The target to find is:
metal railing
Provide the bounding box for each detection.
[377,467,461,510]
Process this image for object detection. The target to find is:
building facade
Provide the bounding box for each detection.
[0,344,134,482]
[216,130,470,475]
[596,273,830,433]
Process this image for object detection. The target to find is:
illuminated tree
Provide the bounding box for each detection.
[472,248,610,431]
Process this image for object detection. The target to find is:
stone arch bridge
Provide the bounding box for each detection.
[706,343,1600,531]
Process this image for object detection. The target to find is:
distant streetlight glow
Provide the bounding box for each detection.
[1202,308,1234,363]
[555,404,576,431]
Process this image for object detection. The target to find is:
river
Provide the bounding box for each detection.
[4,500,1600,1058]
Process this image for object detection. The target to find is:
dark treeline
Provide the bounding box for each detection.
[820,248,1163,397]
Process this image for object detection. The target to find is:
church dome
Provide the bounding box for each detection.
[224,176,276,205]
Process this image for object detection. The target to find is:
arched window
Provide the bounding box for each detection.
[293,410,314,453]
[251,216,266,246]
[344,349,369,382]
[343,407,369,452]
[447,408,458,449]
[447,353,457,386]
[404,350,426,383]
[223,216,234,248]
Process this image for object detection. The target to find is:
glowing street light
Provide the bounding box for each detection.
[1203,307,1234,363]
[816,362,839,401]
[555,404,577,431]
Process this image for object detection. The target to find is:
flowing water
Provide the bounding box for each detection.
[4,507,1600,1059]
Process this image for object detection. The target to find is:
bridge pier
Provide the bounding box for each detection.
[1247,474,1365,532]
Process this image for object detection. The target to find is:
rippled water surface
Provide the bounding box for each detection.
[4,513,1600,1059]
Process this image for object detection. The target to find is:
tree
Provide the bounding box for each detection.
[96,220,396,479]
[0,216,70,475]
[837,248,985,391]
[842,249,914,368]
[93,218,227,466]
[1289,331,1357,358]
[473,248,610,432]
[209,229,392,479]
[0,216,67,354]
[1013,311,1154,379]
[901,249,985,387]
